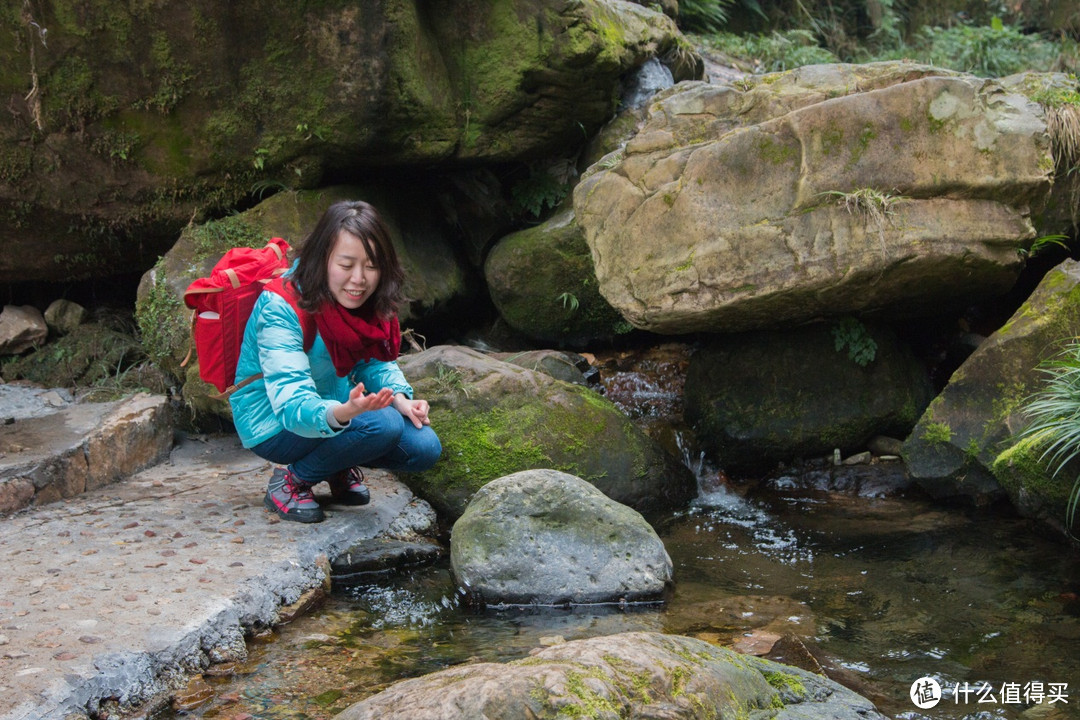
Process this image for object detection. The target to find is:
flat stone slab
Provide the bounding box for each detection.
[0,434,438,720]
[0,393,174,514]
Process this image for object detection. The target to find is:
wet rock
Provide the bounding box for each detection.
[331,539,444,582]
[336,631,886,720]
[450,469,672,605]
[685,322,932,476]
[491,349,598,387]
[0,305,47,355]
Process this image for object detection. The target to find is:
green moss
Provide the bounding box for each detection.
[134,256,189,374]
[757,136,798,165]
[922,421,953,444]
[763,670,807,697]
[561,668,623,718]
[184,214,268,260]
[670,665,691,698]
[43,55,116,129]
[992,434,1076,508]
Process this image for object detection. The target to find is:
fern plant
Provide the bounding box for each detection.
[831,317,877,367]
[1017,341,1080,531]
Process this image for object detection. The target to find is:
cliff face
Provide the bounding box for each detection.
[0,0,696,283]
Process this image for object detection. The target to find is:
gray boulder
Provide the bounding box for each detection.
[685,321,933,476]
[905,259,1080,507]
[574,62,1052,335]
[451,469,672,605]
[398,345,696,521]
[336,631,886,720]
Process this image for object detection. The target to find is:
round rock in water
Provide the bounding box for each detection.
[450,469,672,605]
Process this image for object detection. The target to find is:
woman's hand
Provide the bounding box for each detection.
[392,394,430,429]
[334,383,394,424]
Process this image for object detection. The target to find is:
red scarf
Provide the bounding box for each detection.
[315,300,401,376]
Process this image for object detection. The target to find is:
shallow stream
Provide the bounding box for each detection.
[174,348,1080,720]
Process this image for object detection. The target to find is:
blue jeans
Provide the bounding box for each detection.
[250,407,441,485]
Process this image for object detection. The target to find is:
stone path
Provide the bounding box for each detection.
[0,432,439,720]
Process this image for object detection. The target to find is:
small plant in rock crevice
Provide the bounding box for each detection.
[822,187,903,255]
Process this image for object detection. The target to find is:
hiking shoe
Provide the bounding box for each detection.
[264,467,325,523]
[327,467,371,506]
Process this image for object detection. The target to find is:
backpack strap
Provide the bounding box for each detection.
[212,278,317,400]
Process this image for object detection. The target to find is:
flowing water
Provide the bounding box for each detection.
[174,347,1080,720]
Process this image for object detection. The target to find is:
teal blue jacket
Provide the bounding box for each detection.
[229,289,413,449]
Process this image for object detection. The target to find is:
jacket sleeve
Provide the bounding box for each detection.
[256,294,340,438]
[349,358,414,399]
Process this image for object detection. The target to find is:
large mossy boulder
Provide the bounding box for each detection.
[484,202,632,346]
[904,259,1080,505]
[685,321,933,476]
[450,469,673,605]
[1,0,700,284]
[134,185,470,411]
[337,631,886,720]
[573,62,1052,335]
[397,345,696,521]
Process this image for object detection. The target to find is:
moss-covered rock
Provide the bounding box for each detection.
[336,631,886,720]
[905,259,1080,507]
[1,0,700,284]
[685,321,933,476]
[484,202,631,346]
[992,434,1080,541]
[397,345,695,521]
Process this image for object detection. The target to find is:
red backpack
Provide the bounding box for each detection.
[182,238,316,398]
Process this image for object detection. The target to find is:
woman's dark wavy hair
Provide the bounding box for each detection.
[293,200,405,319]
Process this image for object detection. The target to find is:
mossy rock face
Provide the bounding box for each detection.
[905,259,1080,506]
[484,202,631,346]
[992,435,1080,541]
[684,321,933,476]
[336,631,886,720]
[397,345,695,521]
[134,185,470,411]
[1,0,698,284]
[574,62,1051,335]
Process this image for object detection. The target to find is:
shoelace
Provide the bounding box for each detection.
[283,474,315,501]
[343,467,364,489]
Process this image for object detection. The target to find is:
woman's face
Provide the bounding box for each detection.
[327,230,380,310]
